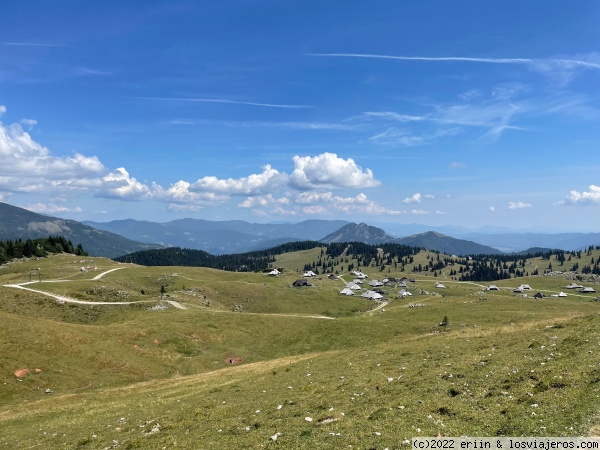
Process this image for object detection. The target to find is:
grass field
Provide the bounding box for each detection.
[1,251,599,449]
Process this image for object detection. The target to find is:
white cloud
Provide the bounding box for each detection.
[508,201,532,209]
[449,162,467,169]
[564,185,600,204]
[167,203,205,213]
[295,191,334,204]
[289,153,380,189]
[25,203,82,214]
[20,119,37,128]
[191,165,282,195]
[154,180,229,205]
[0,105,6,116]
[1,108,391,214]
[295,191,401,216]
[489,206,496,212]
[301,205,328,215]
[0,116,105,187]
[239,194,290,208]
[403,193,422,204]
[241,190,401,217]
[97,168,151,200]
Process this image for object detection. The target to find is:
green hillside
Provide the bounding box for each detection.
[1,248,599,448]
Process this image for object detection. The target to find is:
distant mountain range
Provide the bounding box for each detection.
[2,200,599,258]
[0,202,161,258]
[391,231,503,255]
[83,218,349,255]
[319,224,502,255]
[460,232,600,253]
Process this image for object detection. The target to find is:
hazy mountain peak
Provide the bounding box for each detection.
[320,222,394,245]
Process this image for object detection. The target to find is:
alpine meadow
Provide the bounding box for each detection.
[1,1,600,449]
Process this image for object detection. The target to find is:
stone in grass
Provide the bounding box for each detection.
[305,417,313,422]
[270,432,283,441]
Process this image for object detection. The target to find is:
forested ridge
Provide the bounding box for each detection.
[114,240,600,282]
[113,241,324,272]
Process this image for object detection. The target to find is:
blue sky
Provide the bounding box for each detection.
[1,0,599,232]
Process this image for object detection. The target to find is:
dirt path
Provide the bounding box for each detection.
[165,300,188,310]
[366,301,388,314]
[92,267,125,280]
[3,283,153,306]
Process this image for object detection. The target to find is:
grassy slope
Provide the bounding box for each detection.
[1,252,599,448]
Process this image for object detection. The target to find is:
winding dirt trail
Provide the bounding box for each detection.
[92,267,125,280]
[4,282,153,306]
[3,267,153,306]
[2,267,340,318]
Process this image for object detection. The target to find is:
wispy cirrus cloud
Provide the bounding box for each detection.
[310,52,600,88]
[363,112,426,123]
[72,67,112,77]
[1,42,68,47]
[170,118,356,131]
[308,52,600,71]
[133,96,313,109]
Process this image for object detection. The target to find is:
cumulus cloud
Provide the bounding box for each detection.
[292,191,401,216]
[97,168,151,200]
[0,112,106,188]
[239,194,291,208]
[508,201,532,209]
[403,193,422,204]
[1,107,392,215]
[191,165,283,195]
[564,185,600,204]
[154,180,229,205]
[289,153,380,189]
[239,190,401,216]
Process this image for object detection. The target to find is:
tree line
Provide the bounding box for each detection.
[0,236,87,264]
[113,241,325,271]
